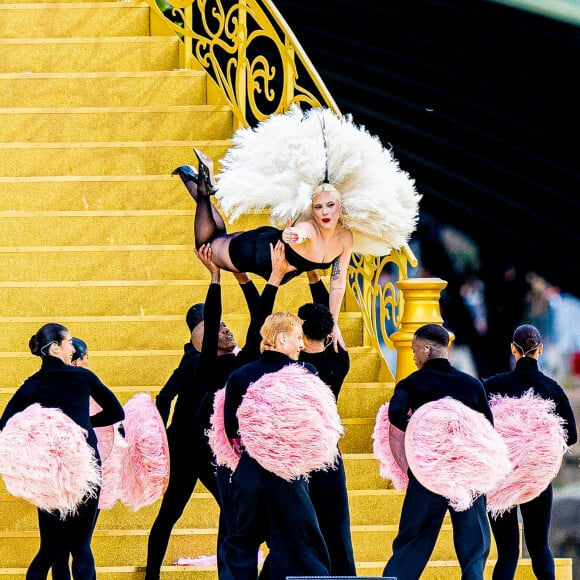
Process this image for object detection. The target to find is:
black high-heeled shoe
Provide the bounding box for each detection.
[172,165,198,184]
[193,148,216,196]
[172,165,200,200]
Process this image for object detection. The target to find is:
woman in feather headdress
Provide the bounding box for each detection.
[0,323,124,580]
[173,105,421,351]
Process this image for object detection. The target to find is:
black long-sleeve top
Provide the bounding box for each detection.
[299,347,349,401]
[388,357,493,432]
[156,342,201,428]
[173,280,279,435]
[484,356,577,446]
[156,281,261,435]
[0,356,124,453]
[224,351,317,439]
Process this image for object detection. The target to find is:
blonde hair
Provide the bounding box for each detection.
[260,312,302,352]
[313,182,341,202]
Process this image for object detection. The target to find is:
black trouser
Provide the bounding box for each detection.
[145,427,224,580]
[490,484,554,580]
[27,491,100,580]
[308,451,356,575]
[218,452,330,580]
[383,470,490,580]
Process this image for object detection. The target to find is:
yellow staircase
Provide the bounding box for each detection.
[0,1,572,579]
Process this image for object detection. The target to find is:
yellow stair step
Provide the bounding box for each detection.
[0,176,191,211]
[0,141,230,176]
[0,71,209,108]
[0,524,494,567]
[0,36,180,73]
[0,489,402,533]
[0,106,234,143]
[0,559,572,579]
[0,2,150,38]
[357,559,574,579]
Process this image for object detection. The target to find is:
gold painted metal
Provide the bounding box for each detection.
[143,0,338,126]
[391,278,448,381]
[143,0,444,380]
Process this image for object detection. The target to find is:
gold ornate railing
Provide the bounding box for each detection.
[149,0,338,126]
[146,0,423,380]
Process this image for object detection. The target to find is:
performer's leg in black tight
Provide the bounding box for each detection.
[308,452,356,575]
[490,507,520,580]
[27,492,99,580]
[175,164,227,232]
[194,191,226,248]
[51,551,71,580]
[520,485,555,580]
[145,438,200,580]
[27,509,64,580]
[67,493,100,579]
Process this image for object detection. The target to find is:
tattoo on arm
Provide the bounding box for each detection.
[331,259,341,281]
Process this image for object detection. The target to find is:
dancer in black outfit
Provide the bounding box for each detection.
[219,311,331,580]
[484,324,577,580]
[297,275,356,576]
[383,324,493,580]
[254,267,356,576]
[145,258,260,579]
[146,242,294,579]
[0,323,124,580]
[50,336,97,580]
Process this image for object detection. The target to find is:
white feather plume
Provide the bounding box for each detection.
[215,105,421,255]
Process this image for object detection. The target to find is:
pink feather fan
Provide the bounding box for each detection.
[98,424,128,510]
[372,402,409,491]
[486,389,569,517]
[89,397,114,462]
[405,397,513,511]
[88,397,127,509]
[0,403,101,518]
[237,364,344,480]
[118,393,170,511]
[206,387,241,471]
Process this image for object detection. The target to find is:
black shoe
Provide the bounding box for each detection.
[172,165,200,200]
[172,164,198,184]
[193,148,216,196]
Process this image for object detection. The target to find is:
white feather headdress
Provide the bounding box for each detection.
[215,105,421,255]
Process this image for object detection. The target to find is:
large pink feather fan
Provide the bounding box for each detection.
[486,390,569,517]
[405,397,513,512]
[98,424,128,510]
[89,397,115,462]
[89,398,127,509]
[372,402,409,491]
[206,387,241,471]
[0,403,101,518]
[237,364,344,481]
[118,393,170,511]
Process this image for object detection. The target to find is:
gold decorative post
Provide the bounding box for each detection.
[391,277,448,382]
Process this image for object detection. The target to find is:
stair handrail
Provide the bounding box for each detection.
[145,0,421,381]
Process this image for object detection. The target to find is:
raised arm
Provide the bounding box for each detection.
[328,240,352,352]
[233,271,260,314]
[306,270,329,305]
[238,241,296,363]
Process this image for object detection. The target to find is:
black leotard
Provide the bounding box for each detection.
[228,226,334,284]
